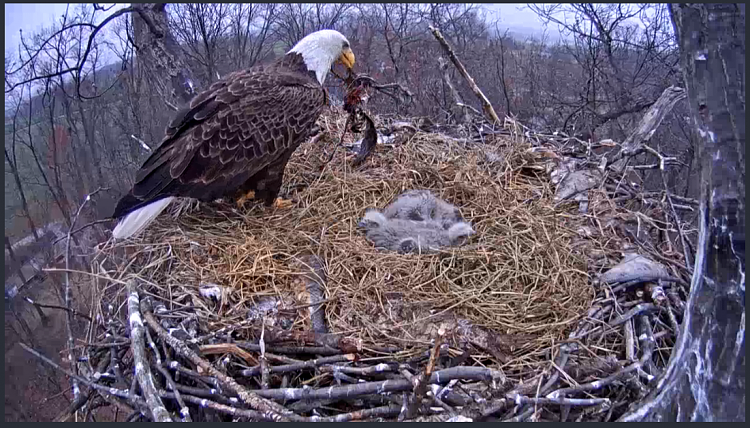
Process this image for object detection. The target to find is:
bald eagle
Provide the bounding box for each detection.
[111,30,355,239]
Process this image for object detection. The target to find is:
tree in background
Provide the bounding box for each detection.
[619,3,744,421]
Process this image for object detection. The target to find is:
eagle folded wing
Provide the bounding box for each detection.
[113,69,324,218]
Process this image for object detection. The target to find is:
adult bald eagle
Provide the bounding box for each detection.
[111,30,355,239]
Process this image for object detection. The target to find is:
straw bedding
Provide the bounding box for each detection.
[102,113,594,357]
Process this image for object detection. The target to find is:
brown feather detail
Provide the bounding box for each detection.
[112,53,325,219]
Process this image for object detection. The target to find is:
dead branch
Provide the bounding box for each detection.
[140,303,300,421]
[259,320,270,389]
[22,296,92,322]
[609,86,687,171]
[239,354,356,377]
[63,187,106,403]
[19,343,147,410]
[508,393,610,407]
[404,328,446,419]
[240,366,500,402]
[320,362,399,377]
[126,282,172,422]
[609,303,660,327]
[636,315,658,380]
[429,25,501,125]
[437,56,471,125]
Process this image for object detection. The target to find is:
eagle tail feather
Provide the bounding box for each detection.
[112,197,175,240]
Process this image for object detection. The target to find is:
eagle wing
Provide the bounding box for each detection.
[113,66,324,218]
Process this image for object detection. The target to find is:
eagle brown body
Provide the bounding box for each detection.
[111,30,355,239]
[112,53,326,219]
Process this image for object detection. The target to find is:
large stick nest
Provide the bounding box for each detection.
[78,110,691,422]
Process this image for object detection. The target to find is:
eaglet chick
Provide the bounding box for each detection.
[358,211,474,254]
[359,189,473,254]
[382,189,464,229]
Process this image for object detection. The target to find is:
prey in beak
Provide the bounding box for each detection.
[337,47,356,70]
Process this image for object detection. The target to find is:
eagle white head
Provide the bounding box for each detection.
[288,29,355,85]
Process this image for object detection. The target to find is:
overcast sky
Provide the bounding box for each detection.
[5,3,555,58]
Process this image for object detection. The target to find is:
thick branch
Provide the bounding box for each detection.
[610,86,687,171]
[429,25,501,125]
[126,282,172,422]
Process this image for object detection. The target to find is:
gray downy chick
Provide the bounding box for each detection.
[358,210,474,254]
[382,189,463,229]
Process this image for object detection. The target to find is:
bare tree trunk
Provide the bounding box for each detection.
[619,3,744,421]
[7,101,40,241]
[23,90,75,235]
[5,148,39,241]
[131,3,197,107]
[496,35,512,117]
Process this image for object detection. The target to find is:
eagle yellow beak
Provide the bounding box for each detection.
[338,48,355,70]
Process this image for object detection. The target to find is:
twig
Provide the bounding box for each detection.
[259,318,270,389]
[636,315,658,380]
[240,354,356,377]
[23,296,92,321]
[644,143,693,270]
[19,342,144,407]
[609,303,659,327]
[507,393,610,407]
[126,282,172,422]
[405,328,445,420]
[155,365,190,422]
[63,187,106,403]
[52,219,112,246]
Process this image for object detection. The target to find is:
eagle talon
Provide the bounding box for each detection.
[272,198,294,210]
[236,190,256,209]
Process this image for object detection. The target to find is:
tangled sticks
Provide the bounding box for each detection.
[358,190,475,254]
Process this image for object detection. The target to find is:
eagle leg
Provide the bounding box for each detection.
[236,190,256,209]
